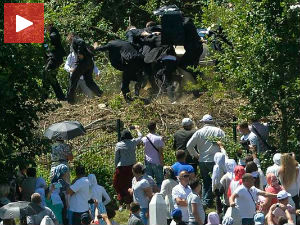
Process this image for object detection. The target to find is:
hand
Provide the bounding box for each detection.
[70,68,75,73]
[94,200,99,208]
[230,202,236,207]
[93,42,99,49]
[134,125,140,130]
[296,209,300,215]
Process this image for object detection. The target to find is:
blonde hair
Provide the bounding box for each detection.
[280,153,298,189]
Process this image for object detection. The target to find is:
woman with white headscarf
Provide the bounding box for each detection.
[266,153,281,177]
[212,152,226,214]
[220,159,237,213]
[88,174,111,221]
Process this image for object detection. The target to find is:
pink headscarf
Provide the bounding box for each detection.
[234,165,245,181]
[207,212,220,225]
[266,173,281,192]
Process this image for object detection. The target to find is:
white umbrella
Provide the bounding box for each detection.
[0,201,30,219]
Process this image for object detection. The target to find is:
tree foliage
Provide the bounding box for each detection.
[202,0,300,152]
[0,1,57,182]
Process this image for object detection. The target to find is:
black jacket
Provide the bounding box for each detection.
[95,40,142,71]
[45,26,66,59]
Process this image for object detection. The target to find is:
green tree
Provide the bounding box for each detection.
[0,1,57,182]
[202,0,300,151]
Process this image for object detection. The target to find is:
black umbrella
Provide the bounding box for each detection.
[44,121,86,140]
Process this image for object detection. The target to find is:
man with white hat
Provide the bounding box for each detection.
[267,190,300,225]
[173,118,198,172]
[187,114,225,207]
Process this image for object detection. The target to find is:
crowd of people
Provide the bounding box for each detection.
[1,115,299,225]
[43,8,205,104]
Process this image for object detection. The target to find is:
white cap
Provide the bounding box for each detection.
[182,118,193,127]
[200,114,213,122]
[277,190,291,200]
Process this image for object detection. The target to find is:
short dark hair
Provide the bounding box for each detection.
[106,207,116,219]
[147,121,156,132]
[278,216,288,225]
[242,173,253,182]
[75,165,85,176]
[132,162,144,175]
[176,150,186,161]
[189,179,200,190]
[31,193,41,204]
[245,161,258,173]
[239,122,249,129]
[245,155,254,164]
[27,168,36,177]
[130,202,140,213]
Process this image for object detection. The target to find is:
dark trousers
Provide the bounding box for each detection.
[242,218,254,225]
[121,61,144,100]
[67,56,102,104]
[199,162,215,206]
[72,211,88,225]
[43,58,65,100]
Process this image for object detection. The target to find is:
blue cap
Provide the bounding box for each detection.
[171,208,182,219]
[254,212,265,225]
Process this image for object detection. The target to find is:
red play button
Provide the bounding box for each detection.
[4,3,44,43]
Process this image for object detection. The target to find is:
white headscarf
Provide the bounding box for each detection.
[88,174,111,205]
[273,153,281,166]
[225,159,237,180]
[212,152,226,191]
[88,174,100,202]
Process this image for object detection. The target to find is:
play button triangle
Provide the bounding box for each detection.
[16,15,33,33]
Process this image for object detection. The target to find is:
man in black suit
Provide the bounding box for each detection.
[94,40,145,102]
[66,33,103,104]
[43,23,66,101]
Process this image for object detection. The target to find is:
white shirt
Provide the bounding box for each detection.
[234,184,262,219]
[187,124,225,162]
[241,132,260,153]
[172,183,192,222]
[69,177,90,212]
[64,52,100,80]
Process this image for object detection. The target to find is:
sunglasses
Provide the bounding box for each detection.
[181,174,190,178]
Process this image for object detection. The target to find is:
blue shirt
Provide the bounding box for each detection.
[172,162,194,176]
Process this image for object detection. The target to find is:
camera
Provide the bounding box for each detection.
[240,139,250,152]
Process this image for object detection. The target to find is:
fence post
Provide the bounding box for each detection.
[233,116,237,143]
[117,119,121,142]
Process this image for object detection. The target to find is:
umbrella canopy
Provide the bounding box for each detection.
[0,201,30,219]
[44,121,86,140]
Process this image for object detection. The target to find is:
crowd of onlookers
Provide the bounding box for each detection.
[0,114,299,225]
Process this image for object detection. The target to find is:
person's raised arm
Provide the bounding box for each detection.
[266,205,276,225]
[258,191,277,198]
